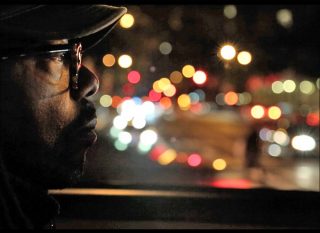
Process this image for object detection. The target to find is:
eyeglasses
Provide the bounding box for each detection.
[0,42,82,90]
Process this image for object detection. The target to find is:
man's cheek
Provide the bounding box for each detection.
[35,99,75,146]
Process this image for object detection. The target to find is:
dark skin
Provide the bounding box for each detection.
[0,39,99,189]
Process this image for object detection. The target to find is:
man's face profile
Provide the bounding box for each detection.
[0,39,99,189]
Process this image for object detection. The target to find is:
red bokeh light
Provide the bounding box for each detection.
[148,90,162,102]
[127,70,141,84]
[187,153,202,167]
[306,112,319,126]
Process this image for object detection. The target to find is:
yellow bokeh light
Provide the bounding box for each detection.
[158,149,177,165]
[276,9,293,28]
[268,106,282,120]
[220,44,236,60]
[170,71,183,84]
[299,80,315,95]
[223,5,237,19]
[158,77,171,92]
[118,54,132,68]
[182,65,195,78]
[283,80,296,93]
[271,81,284,94]
[152,81,162,93]
[102,54,116,67]
[251,105,265,119]
[212,158,227,171]
[177,94,191,110]
[237,51,252,65]
[163,84,176,97]
[120,13,135,29]
[99,95,112,107]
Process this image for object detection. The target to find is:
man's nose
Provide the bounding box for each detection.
[72,65,99,100]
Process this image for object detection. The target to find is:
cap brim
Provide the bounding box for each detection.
[0,5,127,50]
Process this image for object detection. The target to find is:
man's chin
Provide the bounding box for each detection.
[44,147,89,189]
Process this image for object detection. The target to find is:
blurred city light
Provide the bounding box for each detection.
[291,135,316,151]
[271,81,284,94]
[223,5,237,19]
[128,70,141,84]
[224,91,238,106]
[220,44,236,60]
[84,5,319,192]
[170,71,183,84]
[283,80,296,93]
[163,84,177,97]
[273,129,290,146]
[251,105,265,119]
[118,54,133,68]
[159,41,173,55]
[99,95,112,107]
[268,144,282,157]
[102,54,116,67]
[276,9,293,28]
[192,70,207,85]
[120,13,135,28]
[158,149,177,165]
[187,153,202,167]
[177,94,191,110]
[237,51,252,65]
[118,131,133,145]
[268,106,282,120]
[212,158,227,171]
[140,129,158,146]
[182,64,195,78]
[299,80,315,95]
[306,113,319,126]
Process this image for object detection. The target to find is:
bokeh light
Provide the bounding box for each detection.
[237,51,252,65]
[128,70,141,84]
[159,41,173,55]
[192,70,207,85]
[170,71,183,84]
[251,105,265,119]
[187,153,202,167]
[223,5,237,19]
[158,149,177,165]
[268,144,282,157]
[224,91,238,106]
[271,81,284,94]
[276,9,293,28]
[118,54,133,68]
[212,158,227,171]
[120,13,135,29]
[99,95,112,108]
[182,64,195,78]
[291,135,316,151]
[177,94,191,110]
[220,44,236,60]
[268,106,282,120]
[102,54,116,67]
[283,80,296,93]
[299,80,315,95]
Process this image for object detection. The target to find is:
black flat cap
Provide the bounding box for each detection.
[0,5,127,50]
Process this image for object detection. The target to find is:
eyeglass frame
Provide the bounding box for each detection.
[0,42,82,90]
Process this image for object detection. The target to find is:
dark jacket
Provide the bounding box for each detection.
[0,152,59,229]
